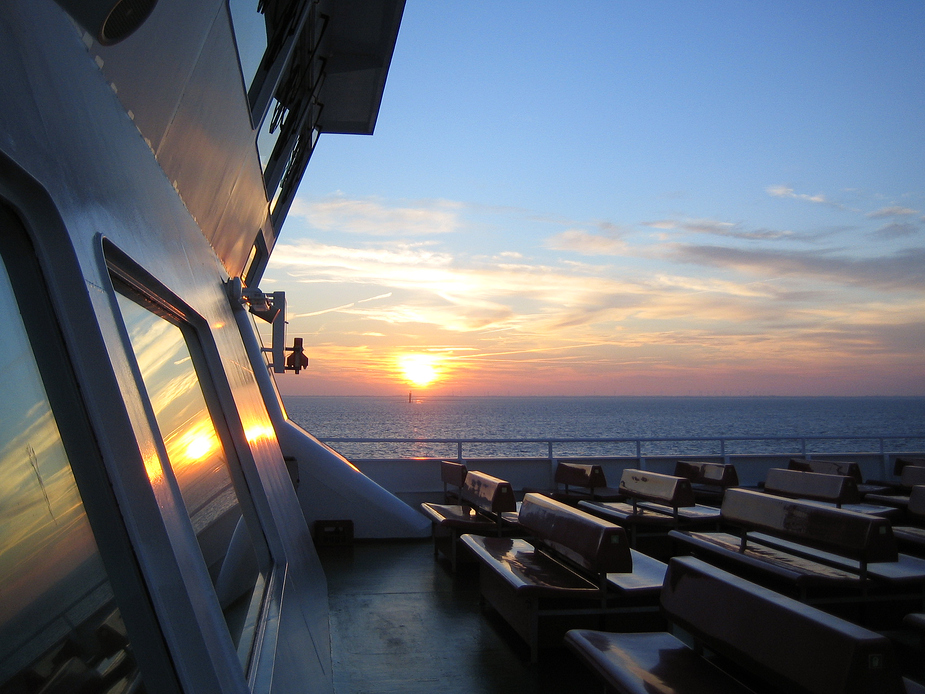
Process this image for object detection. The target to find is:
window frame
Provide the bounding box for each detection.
[0,199,182,693]
[105,240,284,685]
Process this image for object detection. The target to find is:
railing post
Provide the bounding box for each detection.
[879,437,888,479]
[548,441,557,488]
[457,441,463,462]
[636,439,645,470]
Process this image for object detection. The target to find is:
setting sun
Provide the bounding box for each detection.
[399,354,441,387]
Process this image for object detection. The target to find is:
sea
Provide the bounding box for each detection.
[283,395,925,460]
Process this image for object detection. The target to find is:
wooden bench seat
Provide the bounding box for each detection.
[673,459,739,504]
[765,467,900,518]
[788,457,893,497]
[546,462,623,503]
[461,493,667,661]
[894,486,925,556]
[566,555,923,694]
[420,470,518,570]
[670,488,925,606]
[579,469,721,549]
[866,466,925,510]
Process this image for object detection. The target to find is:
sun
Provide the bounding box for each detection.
[399,353,441,387]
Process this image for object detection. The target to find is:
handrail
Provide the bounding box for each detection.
[318,434,925,462]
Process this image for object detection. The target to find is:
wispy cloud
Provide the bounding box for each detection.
[268,191,925,395]
[872,222,920,240]
[643,220,677,230]
[666,244,925,291]
[678,218,795,241]
[544,228,629,255]
[767,185,840,207]
[288,195,463,235]
[867,206,919,218]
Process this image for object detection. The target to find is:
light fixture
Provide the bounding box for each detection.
[226,277,281,323]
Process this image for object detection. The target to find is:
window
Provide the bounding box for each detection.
[229,0,268,97]
[114,289,269,673]
[243,232,269,288]
[0,211,146,692]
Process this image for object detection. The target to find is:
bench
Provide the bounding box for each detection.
[896,457,925,475]
[439,459,467,503]
[670,488,925,606]
[547,462,623,503]
[893,486,925,557]
[578,469,721,550]
[673,459,739,504]
[420,470,518,570]
[788,458,893,497]
[866,465,925,510]
[771,466,862,506]
[764,468,900,518]
[565,555,923,694]
[460,493,667,661]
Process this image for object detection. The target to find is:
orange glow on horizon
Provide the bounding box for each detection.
[398,353,442,387]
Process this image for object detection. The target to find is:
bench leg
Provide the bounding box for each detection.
[528,600,539,663]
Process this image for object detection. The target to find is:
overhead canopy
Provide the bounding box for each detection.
[314,0,405,134]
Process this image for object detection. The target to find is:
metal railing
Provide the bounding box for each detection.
[319,434,925,462]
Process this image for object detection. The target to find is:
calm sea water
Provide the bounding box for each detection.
[283,395,925,459]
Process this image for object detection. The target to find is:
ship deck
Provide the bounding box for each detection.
[319,539,601,693]
[320,536,925,694]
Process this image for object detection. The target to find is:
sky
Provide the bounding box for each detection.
[261,2,925,398]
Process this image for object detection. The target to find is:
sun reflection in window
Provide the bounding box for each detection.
[114,293,266,672]
[244,422,274,444]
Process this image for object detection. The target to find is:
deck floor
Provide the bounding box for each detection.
[318,539,602,694]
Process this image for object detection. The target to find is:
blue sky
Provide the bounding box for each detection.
[264,2,925,397]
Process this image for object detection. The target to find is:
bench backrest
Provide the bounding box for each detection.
[900,464,925,489]
[518,493,632,575]
[661,556,905,694]
[765,468,861,506]
[908,485,925,518]
[618,469,695,508]
[721,488,897,563]
[441,460,467,487]
[894,456,925,476]
[788,458,863,483]
[554,462,608,490]
[673,460,739,487]
[460,471,516,514]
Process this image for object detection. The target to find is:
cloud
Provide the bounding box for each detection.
[545,228,628,255]
[766,185,834,206]
[683,218,794,241]
[643,220,678,230]
[266,194,925,395]
[872,222,920,240]
[647,217,797,241]
[867,206,919,218]
[667,244,925,291]
[288,195,462,235]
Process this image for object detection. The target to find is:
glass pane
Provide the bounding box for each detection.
[115,294,266,671]
[0,262,143,691]
[229,0,268,92]
[257,98,283,174]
